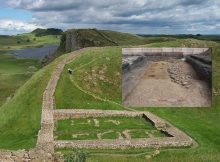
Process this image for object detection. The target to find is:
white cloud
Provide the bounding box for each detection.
[0,19,43,35]
[4,0,220,34]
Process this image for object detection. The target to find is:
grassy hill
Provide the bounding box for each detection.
[0,33,60,54]
[32,28,63,37]
[0,34,220,161]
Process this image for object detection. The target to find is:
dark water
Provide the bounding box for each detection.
[9,44,58,59]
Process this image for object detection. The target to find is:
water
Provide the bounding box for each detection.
[9,44,58,59]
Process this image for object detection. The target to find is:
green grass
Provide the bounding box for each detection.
[0,54,40,107]
[54,116,164,140]
[55,47,124,109]
[58,147,220,162]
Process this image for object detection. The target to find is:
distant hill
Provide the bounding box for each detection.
[32,28,63,37]
[58,28,173,52]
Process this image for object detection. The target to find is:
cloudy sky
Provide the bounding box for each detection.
[0,0,220,35]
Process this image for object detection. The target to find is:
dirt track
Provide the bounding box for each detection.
[123,60,211,107]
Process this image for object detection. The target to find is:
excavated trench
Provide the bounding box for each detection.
[122,48,212,107]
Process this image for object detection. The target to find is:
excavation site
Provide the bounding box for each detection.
[122,48,212,107]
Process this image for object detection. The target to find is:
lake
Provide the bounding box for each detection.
[9,44,58,59]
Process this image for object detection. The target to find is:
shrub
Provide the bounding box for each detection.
[64,151,87,162]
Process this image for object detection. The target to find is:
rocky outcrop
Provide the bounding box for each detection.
[60,29,118,53]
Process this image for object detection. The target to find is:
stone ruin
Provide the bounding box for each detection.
[122,47,212,107]
[53,109,195,149]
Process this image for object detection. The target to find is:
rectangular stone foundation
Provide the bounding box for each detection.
[53,109,194,149]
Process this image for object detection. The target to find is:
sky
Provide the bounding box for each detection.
[0,0,219,35]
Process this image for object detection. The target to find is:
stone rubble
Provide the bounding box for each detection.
[167,60,192,89]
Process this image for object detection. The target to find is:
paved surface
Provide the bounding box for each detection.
[123,60,211,107]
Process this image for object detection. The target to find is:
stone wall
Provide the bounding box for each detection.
[122,56,145,73]
[185,49,211,85]
[54,109,142,120]
[122,47,209,56]
[36,48,91,160]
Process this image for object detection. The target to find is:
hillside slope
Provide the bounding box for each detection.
[0,54,68,149]
[0,38,220,161]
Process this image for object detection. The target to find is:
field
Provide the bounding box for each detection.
[0,33,60,53]
[0,32,60,112]
[55,116,166,140]
[0,35,220,161]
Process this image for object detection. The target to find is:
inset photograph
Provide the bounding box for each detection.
[122,48,212,107]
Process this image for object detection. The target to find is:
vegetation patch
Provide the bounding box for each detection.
[54,116,166,140]
[57,147,157,162]
[0,54,68,149]
[0,54,40,107]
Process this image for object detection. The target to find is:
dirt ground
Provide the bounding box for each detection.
[123,60,211,107]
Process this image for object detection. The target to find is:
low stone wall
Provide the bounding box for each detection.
[122,47,209,56]
[54,109,142,120]
[55,137,192,149]
[124,52,183,58]
[37,48,91,158]
[122,52,183,73]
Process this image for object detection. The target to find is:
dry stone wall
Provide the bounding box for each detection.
[37,48,90,153]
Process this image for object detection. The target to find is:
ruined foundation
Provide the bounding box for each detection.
[54,109,194,149]
[122,48,212,107]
